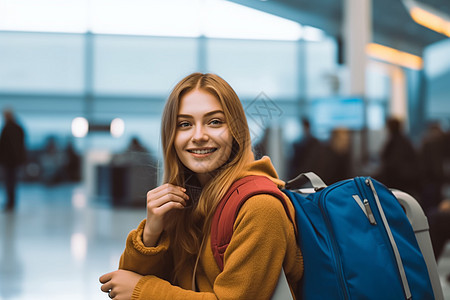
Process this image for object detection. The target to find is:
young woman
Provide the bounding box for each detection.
[99,73,303,299]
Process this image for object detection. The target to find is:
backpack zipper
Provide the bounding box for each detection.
[352,194,377,225]
[365,178,412,300]
[363,199,377,225]
[318,181,350,300]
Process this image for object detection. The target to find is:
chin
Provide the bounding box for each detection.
[190,161,226,175]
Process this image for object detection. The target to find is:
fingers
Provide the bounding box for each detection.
[99,271,113,284]
[144,184,190,240]
[147,183,189,209]
[150,194,187,211]
[148,183,189,201]
[99,270,142,300]
[100,281,113,293]
[99,272,114,296]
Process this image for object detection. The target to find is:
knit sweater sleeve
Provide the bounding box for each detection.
[131,276,217,300]
[119,219,173,280]
[129,194,300,300]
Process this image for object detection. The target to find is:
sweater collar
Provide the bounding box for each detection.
[240,156,285,188]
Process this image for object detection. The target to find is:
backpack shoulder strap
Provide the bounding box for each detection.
[210,175,293,271]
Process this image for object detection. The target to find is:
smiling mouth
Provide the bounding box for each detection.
[187,148,217,155]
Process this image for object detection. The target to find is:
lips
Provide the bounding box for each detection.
[187,148,217,155]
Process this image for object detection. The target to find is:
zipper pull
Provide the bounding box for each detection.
[364,178,377,225]
[363,199,377,225]
[364,178,412,299]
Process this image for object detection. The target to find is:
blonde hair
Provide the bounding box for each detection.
[161,73,254,281]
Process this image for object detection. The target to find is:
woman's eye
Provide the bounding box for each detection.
[178,121,191,128]
[209,119,224,126]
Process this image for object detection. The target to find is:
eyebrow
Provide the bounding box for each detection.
[177,110,225,119]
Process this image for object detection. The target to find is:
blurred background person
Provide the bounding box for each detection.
[419,121,446,215]
[109,136,158,206]
[375,117,419,198]
[287,117,324,180]
[39,136,65,185]
[111,136,155,166]
[63,140,81,182]
[253,127,270,160]
[319,127,352,185]
[0,108,27,211]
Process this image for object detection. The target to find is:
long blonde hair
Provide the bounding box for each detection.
[161,73,254,280]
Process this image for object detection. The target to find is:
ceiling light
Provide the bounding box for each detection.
[110,118,125,138]
[403,0,450,37]
[71,117,89,138]
[366,43,423,70]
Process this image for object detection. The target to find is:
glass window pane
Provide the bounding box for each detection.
[206,38,299,100]
[93,35,198,95]
[90,0,201,37]
[366,61,391,101]
[304,37,338,98]
[0,0,88,33]
[0,32,85,93]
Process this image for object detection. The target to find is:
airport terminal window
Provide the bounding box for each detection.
[22,115,78,149]
[0,0,87,33]
[0,30,386,157]
[206,38,299,100]
[366,62,391,101]
[93,35,198,96]
[367,102,385,130]
[0,32,84,93]
[424,40,450,121]
[365,62,390,131]
[85,100,165,153]
[304,37,337,98]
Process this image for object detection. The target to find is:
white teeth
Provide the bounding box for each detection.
[190,149,215,154]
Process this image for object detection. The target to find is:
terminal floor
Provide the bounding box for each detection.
[1,182,450,299]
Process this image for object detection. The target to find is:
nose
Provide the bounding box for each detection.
[191,125,209,143]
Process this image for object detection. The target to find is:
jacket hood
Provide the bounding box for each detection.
[240,156,285,188]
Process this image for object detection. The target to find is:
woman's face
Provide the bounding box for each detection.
[175,89,233,185]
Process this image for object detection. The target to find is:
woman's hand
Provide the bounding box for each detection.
[99,269,142,300]
[143,183,189,246]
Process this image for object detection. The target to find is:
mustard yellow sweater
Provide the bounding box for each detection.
[119,157,303,299]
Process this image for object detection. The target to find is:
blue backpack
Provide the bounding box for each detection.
[211,173,436,299]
